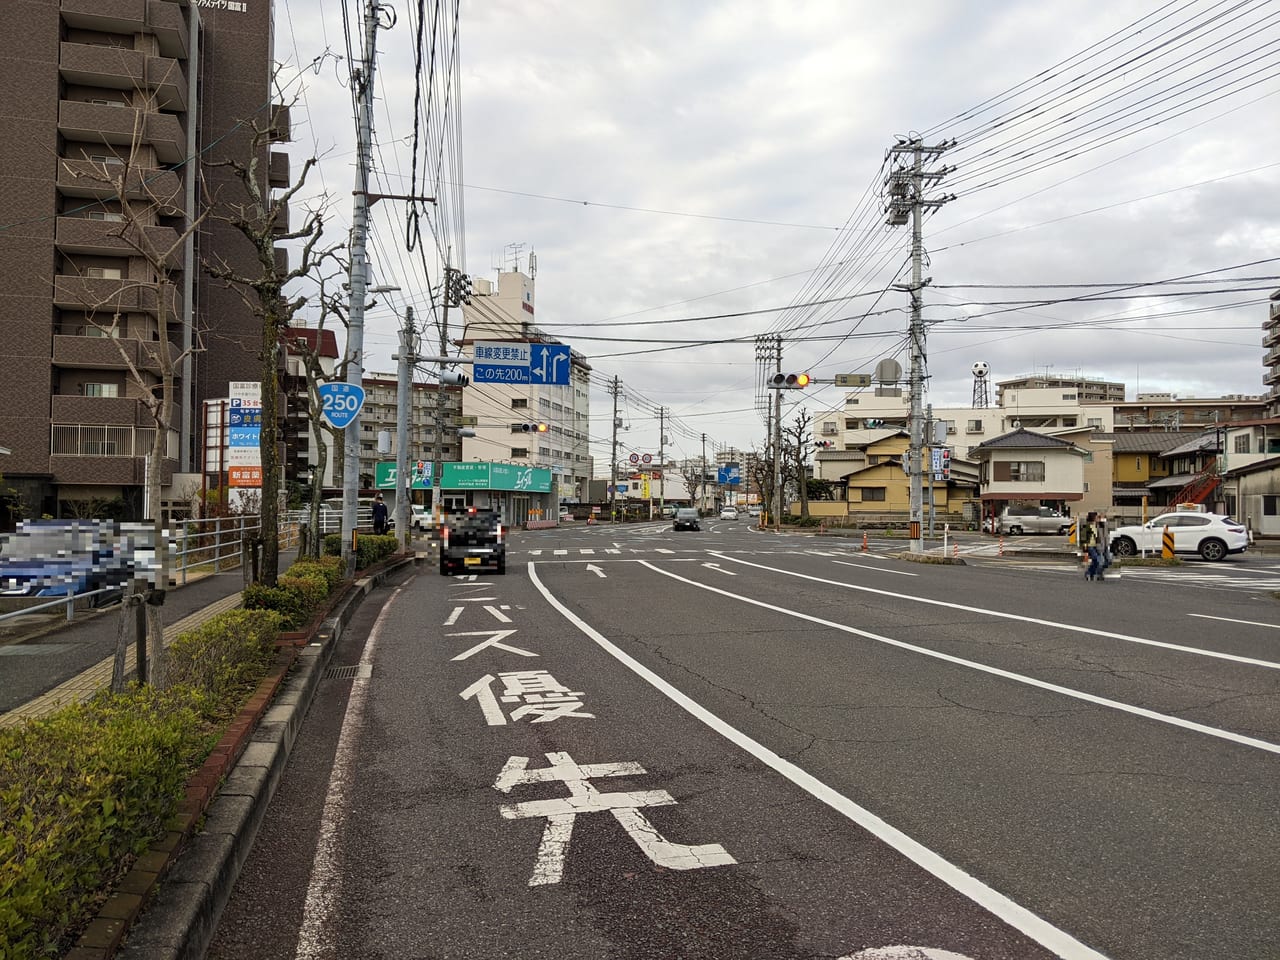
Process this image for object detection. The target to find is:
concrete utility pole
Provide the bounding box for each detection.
[433,266,464,527]
[886,136,954,554]
[700,432,707,512]
[657,405,667,516]
[395,306,415,551]
[608,376,621,521]
[341,1,384,574]
[772,334,783,531]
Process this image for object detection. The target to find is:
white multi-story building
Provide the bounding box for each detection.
[457,269,592,501]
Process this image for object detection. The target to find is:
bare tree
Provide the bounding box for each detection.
[678,462,702,510]
[745,446,774,522]
[203,106,338,586]
[784,409,813,520]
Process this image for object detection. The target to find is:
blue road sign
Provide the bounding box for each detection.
[228,427,260,447]
[717,465,741,485]
[530,343,571,385]
[318,382,366,429]
[228,408,262,427]
[473,363,531,384]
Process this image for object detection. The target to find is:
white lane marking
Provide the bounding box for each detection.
[484,605,513,623]
[843,949,975,959]
[606,548,621,554]
[443,606,464,626]
[642,561,1280,757]
[449,630,538,661]
[656,548,675,554]
[581,548,595,555]
[701,563,736,575]
[712,554,1280,672]
[1188,613,1280,629]
[585,564,607,578]
[295,580,408,960]
[554,549,568,556]
[832,559,919,578]
[528,549,543,556]
[526,566,1110,960]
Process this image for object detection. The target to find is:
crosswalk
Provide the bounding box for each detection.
[994,560,1280,593]
[520,546,877,559]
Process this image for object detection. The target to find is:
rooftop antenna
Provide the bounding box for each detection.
[505,241,526,273]
[528,249,537,278]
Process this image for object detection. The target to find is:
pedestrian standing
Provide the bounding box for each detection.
[1081,511,1102,581]
[372,493,389,535]
[1096,512,1112,579]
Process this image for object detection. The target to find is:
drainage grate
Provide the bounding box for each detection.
[323,663,371,681]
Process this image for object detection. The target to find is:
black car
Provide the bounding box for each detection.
[673,508,701,531]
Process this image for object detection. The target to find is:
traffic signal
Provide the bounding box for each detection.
[815,440,834,448]
[511,423,550,433]
[866,418,884,428]
[440,370,470,387]
[768,372,811,390]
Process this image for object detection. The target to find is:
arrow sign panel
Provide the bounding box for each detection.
[530,343,571,385]
[318,382,366,429]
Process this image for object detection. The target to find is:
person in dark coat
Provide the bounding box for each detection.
[372,493,389,535]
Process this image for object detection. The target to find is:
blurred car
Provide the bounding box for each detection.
[718,507,737,520]
[673,508,701,532]
[998,505,1070,536]
[1109,511,1247,561]
[0,520,132,606]
[411,504,431,531]
[558,506,572,522]
[747,505,761,518]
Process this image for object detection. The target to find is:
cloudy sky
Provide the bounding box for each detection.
[274,0,1280,471]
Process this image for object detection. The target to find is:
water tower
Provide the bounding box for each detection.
[971,361,991,408]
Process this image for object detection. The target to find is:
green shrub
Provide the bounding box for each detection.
[322,532,398,569]
[242,583,307,628]
[165,609,284,712]
[278,573,327,615]
[0,687,214,960]
[287,556,342,593]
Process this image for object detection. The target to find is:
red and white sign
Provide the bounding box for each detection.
[228,465,262,487]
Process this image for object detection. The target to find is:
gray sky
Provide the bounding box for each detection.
[275,0,1280,471]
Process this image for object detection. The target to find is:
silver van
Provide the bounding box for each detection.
[998,505,1070,536]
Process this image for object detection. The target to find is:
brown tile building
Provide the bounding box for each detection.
[0,0,286,527]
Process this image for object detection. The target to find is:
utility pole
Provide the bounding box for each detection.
[395,306,415,551]
[341,1,384,574]
[608,376,621,521]
[433,265,465,527]
[657,405,667,517]
[772,334,782,531]
[700,432,707,513]
[886,136,954,553]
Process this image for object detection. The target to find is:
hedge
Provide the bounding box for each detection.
[241,555,347,628]
[322,532,398,569]
[0,608,284,960]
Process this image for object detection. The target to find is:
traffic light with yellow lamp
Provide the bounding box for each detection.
[767,372,811,390]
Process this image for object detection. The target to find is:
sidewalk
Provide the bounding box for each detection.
[0,551,295,724]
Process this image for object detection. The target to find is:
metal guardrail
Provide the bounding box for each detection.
[0,515,301,628]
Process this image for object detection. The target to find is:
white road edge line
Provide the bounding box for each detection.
[710,553,1280,671]
[526,564,1110,960]
[642,562,1280,756]
[294,580,408,960]
[1188,612,1280,629]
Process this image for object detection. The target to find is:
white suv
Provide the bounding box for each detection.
[1108,512,1248,562]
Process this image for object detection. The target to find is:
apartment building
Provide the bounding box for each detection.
[456,269,593,501]
[357,373,464,491]
[0,0,285,527]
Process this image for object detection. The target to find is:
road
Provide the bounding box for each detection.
[208,519,1280,960]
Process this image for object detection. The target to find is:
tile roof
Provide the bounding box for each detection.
[1095,431,1197,453]
[970,427,1081,451]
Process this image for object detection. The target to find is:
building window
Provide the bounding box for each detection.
[87,211,124,222]
[1063,417,1077,427]
[1234,434,1251,453]
[966,420,983,433]
[993,460,1045,482]
[88,155,124,166]
[511,398,528,409]
[858,487,887,502]
[1083,481,1090,493]
[845,419,859,430]
[1063,393,1077,400]
[822,421,838,436]
[81,383,119,397]
[1136,457,1143,471]
[1264,495,1279,516]
[511,447,528,458]
[1087,417,1102,428]
[944,420,956,435]
[85,267,123,280]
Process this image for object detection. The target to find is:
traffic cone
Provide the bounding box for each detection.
[861,532,868,552]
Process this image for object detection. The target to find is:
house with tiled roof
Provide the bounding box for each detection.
[968,428,1087,517]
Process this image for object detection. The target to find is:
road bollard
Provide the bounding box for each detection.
[953,542,959,560]
[861,532,868,552]
[998,536,1004,556]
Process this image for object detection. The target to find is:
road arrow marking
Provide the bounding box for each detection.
[585,564,606,578]
[701,563,736,575]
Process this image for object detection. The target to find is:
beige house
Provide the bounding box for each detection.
[970,428,1087,519]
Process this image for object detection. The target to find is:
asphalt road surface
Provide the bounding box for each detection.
[209,519,1279,960]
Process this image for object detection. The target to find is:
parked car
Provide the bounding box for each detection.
[558,506,572,522]
[718,507,737,520]
[747,505,761,518]
[998,505,1070,536]
[1109,511,1248,561]
[411,504,431,531]
[0,520,132,606]
[673,508,701,532]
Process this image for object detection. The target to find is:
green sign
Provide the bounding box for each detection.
[375,461,433,489]
[378,460,552,493]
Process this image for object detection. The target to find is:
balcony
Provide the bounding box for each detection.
[53,334,181,373]
[50,455,148,486]
[56,216,182,268]
[1265,367,1280,387]
[58,100,185,164]
[55,275,181,319]
[269,151,290,188]
[57,158,182,213]
[1266,346,1280,368]
[270,104,291,143]
[60,0,145,33]
[52,394,177,428]
[146,0,189,59]
[59,43,187,111]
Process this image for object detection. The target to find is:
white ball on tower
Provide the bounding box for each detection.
[971,361,990,379]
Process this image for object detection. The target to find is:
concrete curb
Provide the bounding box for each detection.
[117,555,418,960]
